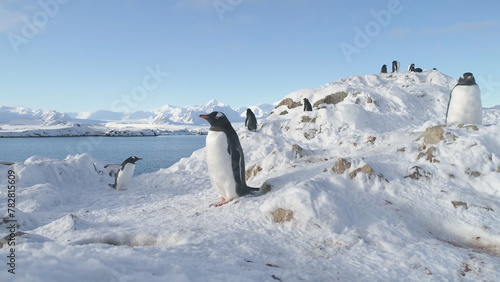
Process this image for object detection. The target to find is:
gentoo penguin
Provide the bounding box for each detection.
[109,156,142,190]
[381,64,387,73]
[391,61,400,73]
[303,98,313,111]
[199,111,259,206]
[245,108,257,132]
[445,72,482,125]
[408,63,415,72]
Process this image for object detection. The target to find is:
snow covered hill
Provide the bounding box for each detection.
[0,70,499,281]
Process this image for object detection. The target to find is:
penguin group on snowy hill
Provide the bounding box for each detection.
[380,60,400,73]
[379,61,428,74]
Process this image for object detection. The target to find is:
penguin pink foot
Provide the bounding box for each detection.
[210,197,233,207]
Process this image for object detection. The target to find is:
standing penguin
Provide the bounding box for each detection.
[245,108,257,132]
[391,61,400,73]
[303,98,313,111]
[445,72,482,124]
[108,156,142,190]
[199,111,259,206]
[408,63,415,72]
[381,64,387,73]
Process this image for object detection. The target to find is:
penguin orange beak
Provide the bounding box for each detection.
[137,158,143,160]
[199,114,210,119]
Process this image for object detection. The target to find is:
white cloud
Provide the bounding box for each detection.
[388,20,500,39]
[0,4,27,33]
[424,20,500,36]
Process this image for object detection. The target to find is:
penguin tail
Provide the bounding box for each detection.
[249,187,260,194]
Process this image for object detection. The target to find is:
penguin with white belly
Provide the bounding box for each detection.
[108,156,142,190]
[445,72,482,125]
[199,111,260,207]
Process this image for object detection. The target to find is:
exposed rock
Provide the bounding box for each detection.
[313,92,348,107]
[404,166,431,180]
[292,144,304,158]
[366,136,376,144]
[276,98,302,109]
[279,111,289,115]
[245,164,262,180]
[301,116,317,123]
[417,146,439,163]
[304,129,318,140]
[272,208,294,223]
[416,125,446,145]
[458,124,479,131]
[349,164,374,179]
[466,169,481,177]
[397,147,406,152]
[0,231,26,248]
[451,201,468,209]
[332,158,352,174]
[470,204,494,212]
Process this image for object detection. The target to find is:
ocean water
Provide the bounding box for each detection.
[0,135,206,175]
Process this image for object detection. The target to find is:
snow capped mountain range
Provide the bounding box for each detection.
[1,99,273,126]
[0,106,72,126]
[0,100,275,136]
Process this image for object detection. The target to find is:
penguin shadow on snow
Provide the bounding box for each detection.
[31,213,187,248]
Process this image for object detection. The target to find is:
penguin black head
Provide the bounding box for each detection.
[199,111,231,129]
[457,72,476,85]
[123,156,142,165]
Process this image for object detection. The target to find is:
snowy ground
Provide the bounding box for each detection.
[1,71,499,281]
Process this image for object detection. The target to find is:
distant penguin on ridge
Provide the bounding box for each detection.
[245,108,257,132]
[445,72,482,125]
[381,64,387,74]
[199,111,259,207]
[108,156,142,190]
[391,61,400,73]
[303,98,313,111]
[408,63,423,72]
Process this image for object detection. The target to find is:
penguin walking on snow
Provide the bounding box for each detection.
[108,156,142,190]
[303,98,313,111]
[445,72,482,125]
[199,111,259,206]
[245,108,257,132]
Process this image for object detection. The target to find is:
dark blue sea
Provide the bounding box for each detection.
[0,135,206,175]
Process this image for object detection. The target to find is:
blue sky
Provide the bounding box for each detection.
[1,0,499,113]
